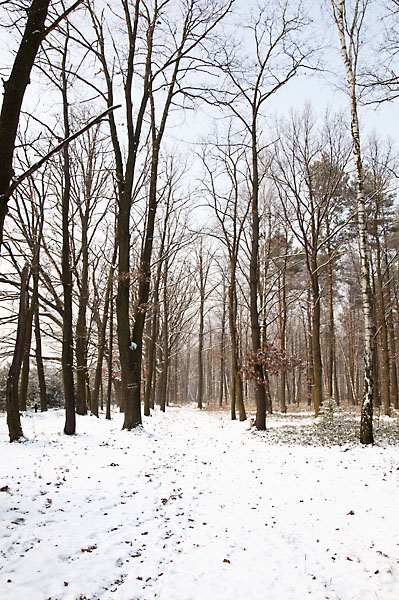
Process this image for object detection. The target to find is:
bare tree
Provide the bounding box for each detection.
[213,0,313,429]
[330,0,375,443]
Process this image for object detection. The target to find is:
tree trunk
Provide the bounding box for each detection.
[61,39,76,436]
[75,208,90,416]
[219,284,226,407]
[250,126,267,430]
[122,139,161,429]
[333,0,374,444]
[327,225,340,405]
[143,208,168,416]
[19,284,34,411]
[160,259,169,412]
[106,293,114,420]
[375,232,390,416]
[228,276,246,421]
[198,293,204,410]
[92,258,115,417]
[207,320,213,403]
[34,305,47,412]
[311,261,323,417]
[6,265,29,441]
[278,270,287,413]
[385,252,399,409]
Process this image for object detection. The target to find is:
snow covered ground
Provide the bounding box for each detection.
[0,405,398,600]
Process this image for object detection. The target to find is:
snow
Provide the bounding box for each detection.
[1,405,398,600]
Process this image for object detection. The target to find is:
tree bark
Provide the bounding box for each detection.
[228,280,246,420]
[251,125,267,430]
[278,269,287,413]
[385,251,399,409]
[160,258,169,413]
[92,255,116,417]
[219,284,226,407]
[311,258,323,417]
[75,202,90,415]
[327,222,340,405]
[6,265,29,441]
[332,0,374,443]
[34,304,47,412]
[375,229,390,416]
[143,206,169,416]
[106,292,114,421]
[61,38,76,436]
[19,291,34,411]
[198,254,205,410]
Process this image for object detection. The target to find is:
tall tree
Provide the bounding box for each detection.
[214,1,312,429]
[60,34,75,435]
[330,0,375,444]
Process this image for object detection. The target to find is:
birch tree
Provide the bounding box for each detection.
[330,0,375,443]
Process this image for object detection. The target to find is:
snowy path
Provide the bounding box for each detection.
[1,406,399,600]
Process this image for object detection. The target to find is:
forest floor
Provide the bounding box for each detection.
[0,404,399,600]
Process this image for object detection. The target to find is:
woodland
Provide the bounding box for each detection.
[1,0,399,447]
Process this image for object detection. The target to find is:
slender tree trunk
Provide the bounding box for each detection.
[250,126,267,430]
[375,233,390,415]
[143,316,152,416]
[160,259,169,413]
[20,233,43,411]
[306,290,314,407]
[327,227,340,405]
[61,40,76,436]
[34,305,47,412]
[228,276,246,421]
[332,0,374,444]
[92,257,115,417]
[6,265,29,441]
[198,293,204,410]
[75,208,90,415]
[219,284,226,408]
[31,231,47,412]
[106,294,114,420]
[143,209,168,416]
[207,320,213,403]
[385,252,399,409]
[311,261,323,417]
[19,284,34,411]
[278,270,287,413]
